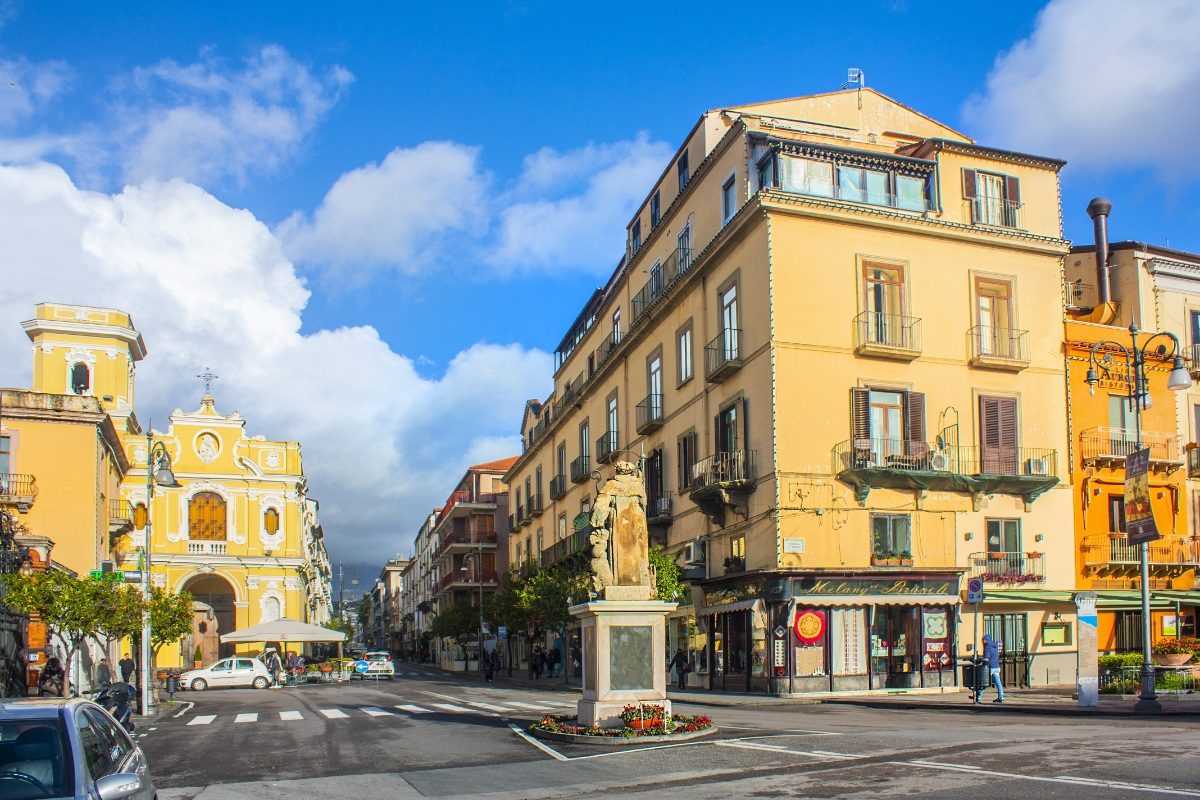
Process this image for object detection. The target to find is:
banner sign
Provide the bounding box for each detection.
[1125,448,1160,545]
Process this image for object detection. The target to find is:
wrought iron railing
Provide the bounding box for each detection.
[549,474,568,500]
[968,552,1046,585]
[831,438,1057,477]
[436,568,498,593]
[596,330,622,370]
[554,372,589,417]
[967,325,1029,365]
[433,526,497,559]
[631,246,693,322]
[648,493,673,521]
[1080,427,1181,464]
[528,493,543,516]
[690,450,756,492]
[542,529,590,569]
[596,430,620,464]
[636,393,664,433]
[1082,534,1200,568]
[507,514,519,533]
[108,498,133,525]
[704,329,742,381]
[1066,281,1096,309]
[967,197,1023,229]
[570,456,591,483]
[853,312,922,353]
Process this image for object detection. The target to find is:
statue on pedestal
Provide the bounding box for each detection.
[588,460,653,599]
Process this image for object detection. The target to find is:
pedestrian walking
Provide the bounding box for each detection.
[982,633,1004,703]
[118,653,136,684]
[670,647,689,690]
[546,645,560,678]
[264,648,283,687]
[39,657,65,697]
[570,645,582,678]
[532,645,545,680]
[483,649,495,682]
[94,657,112,689]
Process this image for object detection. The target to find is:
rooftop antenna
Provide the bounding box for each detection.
[841,68,865,89]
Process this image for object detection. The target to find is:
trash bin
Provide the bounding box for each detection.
[165,674,178,700]
[963,658,986,701]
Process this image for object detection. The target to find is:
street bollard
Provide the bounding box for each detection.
[164,674,178,702]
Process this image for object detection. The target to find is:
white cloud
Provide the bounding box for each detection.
[0,57,70,128]
[490,132,674,274]
[963,0,1200,174]
[0,162,551,565]
[112,45,352,186]
[277,141,489,276]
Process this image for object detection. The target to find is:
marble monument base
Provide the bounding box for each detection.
[569,599,678,728]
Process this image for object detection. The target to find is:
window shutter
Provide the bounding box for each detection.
[962,168,977,199]
[905,391,927,455]
[998,396,1018,448]
[980,397,1000,448]
[1004,175,1021,204]
[850,388,870,442]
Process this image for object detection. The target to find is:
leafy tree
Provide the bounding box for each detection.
[95,583,145,653]
[649,545,684,602]
[487,570,531,636]
[430,599,481,657]
[148,586,193,657]
[3,571,110,695]
[325,616,353,637]
[518,564,589,637]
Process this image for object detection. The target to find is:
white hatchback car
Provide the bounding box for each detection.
[179,656,274,691]
[355,651,394,680]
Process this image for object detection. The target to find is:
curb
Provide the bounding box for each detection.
[530,725,719,747]
[820,697,1200,718]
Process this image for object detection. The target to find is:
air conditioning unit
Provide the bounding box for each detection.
[681,540,707,565]
[930,451,951,471]
[1025,457,1051,476]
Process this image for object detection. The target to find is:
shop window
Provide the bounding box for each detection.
[871,514,911,560]
[189,491,227,541]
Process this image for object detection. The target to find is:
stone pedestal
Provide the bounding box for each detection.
[570,599,677,727]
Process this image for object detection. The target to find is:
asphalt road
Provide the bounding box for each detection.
[140,666,1200,799]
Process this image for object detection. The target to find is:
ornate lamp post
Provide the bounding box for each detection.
[461,545,485,676]
[1084,323,1192,712]
[141,430,178,717]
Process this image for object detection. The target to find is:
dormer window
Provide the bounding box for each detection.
[70,362,90,395]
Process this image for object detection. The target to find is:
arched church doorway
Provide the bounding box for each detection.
[182,574,237,662]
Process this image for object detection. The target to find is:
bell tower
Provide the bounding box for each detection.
[21,303,147,419]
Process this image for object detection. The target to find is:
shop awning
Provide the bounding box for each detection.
[982,590,1075,604]
[1151,591,1200,606]
[1093,591,1177,610]
[794,594,960,608]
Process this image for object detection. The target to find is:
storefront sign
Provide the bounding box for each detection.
[793,609,826,644]
[923,611,948,640]
[774,639,786,676]
[704,581,765,607]
[1125,448,1160,545]
[795,577,955,596]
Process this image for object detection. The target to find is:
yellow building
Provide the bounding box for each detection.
[1064,223,1200,650]
[505,87,1076,694]
[14,303,332,670]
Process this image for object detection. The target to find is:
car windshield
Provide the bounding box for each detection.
[0,716,75,800]
[367,653,389,662]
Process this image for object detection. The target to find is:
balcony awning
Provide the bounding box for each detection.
[1092,590,1180,610]
[981,590,1075,604]
[1151,591,1200,607]
[835,467,1059,505]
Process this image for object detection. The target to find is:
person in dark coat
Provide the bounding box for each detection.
[94,658,112,689]
[982,633,1004,703]
[670,648,690,690]
[39,658,64,697]
[483,649,495,682]
[118,653,136,684]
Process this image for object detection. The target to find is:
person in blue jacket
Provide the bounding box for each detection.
[982,633,1004,704]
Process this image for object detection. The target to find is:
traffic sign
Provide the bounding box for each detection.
[966,577,984,604]
[354,660,370,674]
[498,626,508,639]
[88,570,125,581]
[122,571,143,583]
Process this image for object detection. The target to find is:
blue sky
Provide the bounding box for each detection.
[2,0,1198,574]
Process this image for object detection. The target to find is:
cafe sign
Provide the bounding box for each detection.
[794,578,955,596]
[793,609,826,644]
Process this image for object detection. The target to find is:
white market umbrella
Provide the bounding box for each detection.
[219,617,347,644]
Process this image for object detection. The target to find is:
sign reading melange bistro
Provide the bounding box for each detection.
[796,578,956,596]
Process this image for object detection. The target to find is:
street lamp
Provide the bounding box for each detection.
[461,545,485,676]
[141,430,178,718]
[1084,323,1191,712]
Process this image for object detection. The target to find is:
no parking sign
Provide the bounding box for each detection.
[966,577,984,604]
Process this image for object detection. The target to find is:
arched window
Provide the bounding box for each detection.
[264,507,279,535]
[70,362,90,395]
[262,596,281,622]
[132,503,148,529]
[189,492,227,541]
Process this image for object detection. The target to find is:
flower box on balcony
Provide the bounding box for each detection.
[1026,551,1042,559]
[872,557,913,567]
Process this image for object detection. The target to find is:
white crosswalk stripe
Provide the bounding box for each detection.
[186,715,216,726]
[431,703,474,713]
[463,701,513,713]
[234,713,257,723]
[361,706,393,717]
[504,702,556,711]
[396,704,432,714]
[319,709,348,718]
[279,710,303,721]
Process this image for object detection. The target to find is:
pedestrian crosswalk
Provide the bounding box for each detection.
[177,698,575,726]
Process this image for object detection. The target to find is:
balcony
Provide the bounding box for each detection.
[1082,534,1200,576]
[1080,428,1181,468]
[631,246,693,323]
[967,326,1029,370]
[549,474,568,500]
[689,450,755,524]
[108,498,133,537]
[528,493,544,517]
[967,197,1023,230]
[436,567,498,594]
[647,492,672,525]
[596,430,620,464]
[507,514,519,533]
[541,529,590,570]
[832,438,1059,504]
[635,393,664,434]
[968,552,1046,586]
[554,372,588,418]
[1066,281,1097,310]
[853,312,922,361]
[435,489,499,527]
[570,456,592,483]
[0,473,37,512]
[187,541,227,555]
[595,330,622,371]
[433,526,497,560]
[519,503,532,527]
[705,329,743,383]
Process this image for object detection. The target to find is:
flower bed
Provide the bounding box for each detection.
[529,709,715,741]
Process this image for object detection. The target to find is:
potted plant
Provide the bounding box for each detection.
[620,704,665,730]
[192,645,203,669]
[1151,639,1195,666]
[1026,550,1042,559]
[898,550,913,565]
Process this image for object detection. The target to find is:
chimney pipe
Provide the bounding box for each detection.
[1087,197,1113,304]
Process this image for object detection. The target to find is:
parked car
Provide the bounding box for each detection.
[353,651,394,680]
[179,656,274,691]
[0,696,155,800]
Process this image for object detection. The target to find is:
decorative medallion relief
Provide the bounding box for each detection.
[195,432,220,463]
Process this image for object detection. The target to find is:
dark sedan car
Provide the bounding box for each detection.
[0,697,154,800]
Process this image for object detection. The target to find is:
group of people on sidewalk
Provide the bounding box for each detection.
[37,652,138,697]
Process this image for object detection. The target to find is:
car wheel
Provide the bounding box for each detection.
[252,676,269,689]
[191,678,208,691]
